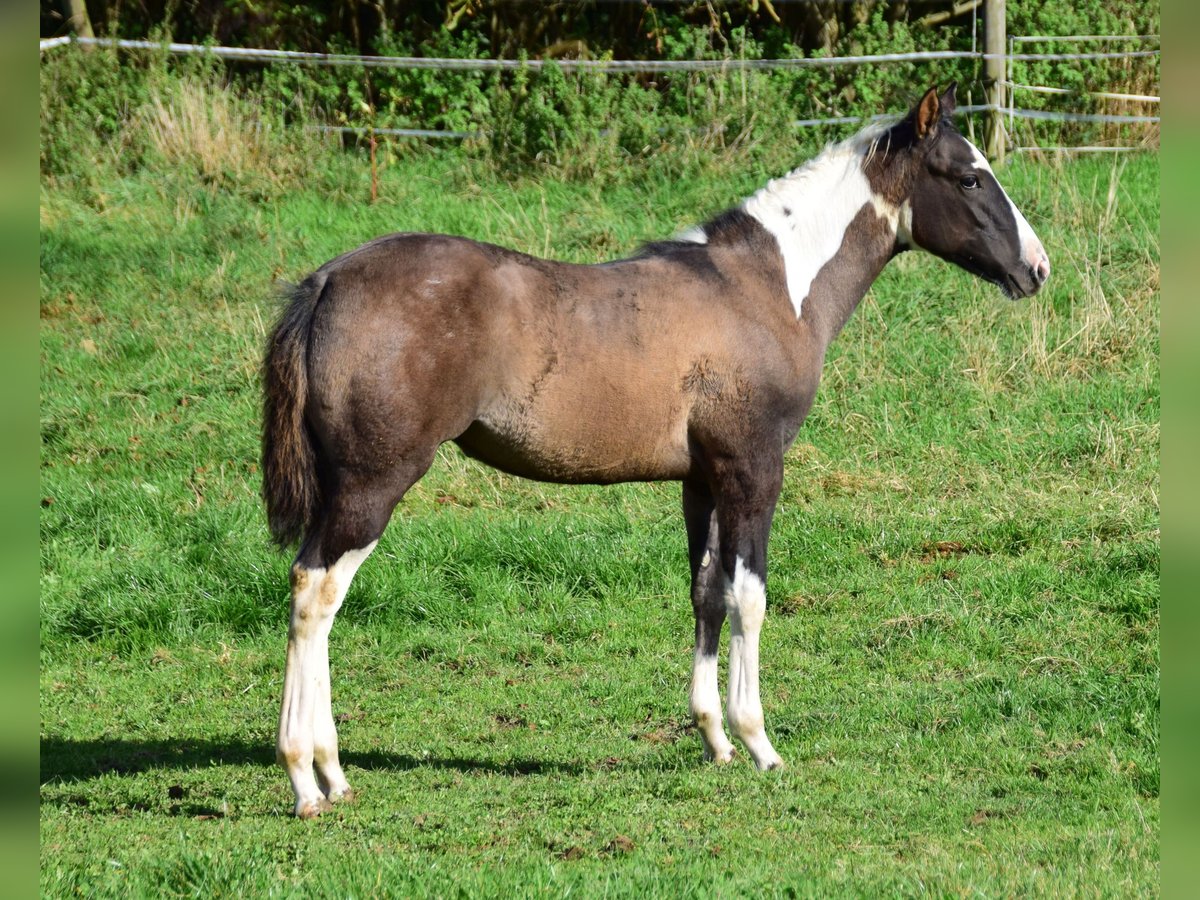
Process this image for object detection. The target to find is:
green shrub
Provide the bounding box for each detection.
[1005,1,1159,150]
[40,3,1158,187]
[41,39,332,192]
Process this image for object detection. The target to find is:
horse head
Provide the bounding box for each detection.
[889,83,1051,298]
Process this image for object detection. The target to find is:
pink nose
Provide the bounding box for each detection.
[1030,245,1050,285]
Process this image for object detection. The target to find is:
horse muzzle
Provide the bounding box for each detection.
[1006,243,1051,299]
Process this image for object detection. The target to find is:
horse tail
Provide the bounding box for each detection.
[262,274,325,548]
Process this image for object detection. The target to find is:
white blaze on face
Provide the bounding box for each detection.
[742,138,899,318]
[965,139,1051,283]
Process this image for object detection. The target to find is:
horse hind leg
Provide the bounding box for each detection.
[276,462,430,818]
[278,538,376,818]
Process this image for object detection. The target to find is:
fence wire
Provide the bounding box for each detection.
[39,35,1159,148]
[39,36,1159,69]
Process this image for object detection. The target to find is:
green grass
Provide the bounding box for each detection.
[41,143,1158,896]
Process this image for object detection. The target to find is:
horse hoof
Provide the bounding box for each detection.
[295,797,333,819]
[705,747,736,766]
[328,787,356,805]
[754,753,784,772]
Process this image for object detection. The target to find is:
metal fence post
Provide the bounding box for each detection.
[984,0,1007,161]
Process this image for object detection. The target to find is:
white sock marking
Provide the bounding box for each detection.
[690,650,734,763]
[724,557,783,770]
[279,541,376,815]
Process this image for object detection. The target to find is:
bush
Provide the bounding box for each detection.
[40,2,1158,187]
[41,39,331,192]
[1005,0,1159,150]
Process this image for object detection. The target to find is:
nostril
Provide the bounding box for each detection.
[1025,244,1050,286]
[1029,248,1050,285]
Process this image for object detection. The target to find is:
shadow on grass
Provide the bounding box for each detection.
[40,735,584,785]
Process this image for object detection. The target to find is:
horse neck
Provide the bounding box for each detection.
[742,136,903,350]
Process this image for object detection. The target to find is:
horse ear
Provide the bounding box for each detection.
[913,86,940,139]
[939,81,958,119]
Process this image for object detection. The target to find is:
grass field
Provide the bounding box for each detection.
[40,140,1158,895]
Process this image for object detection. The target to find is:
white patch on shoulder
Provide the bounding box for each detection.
[741,137,897,318]
[676,226,708,244]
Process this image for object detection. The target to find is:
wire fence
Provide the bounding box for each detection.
[1002,33,1158,154]
[39,33,1159,152]
[37,35,1161,69]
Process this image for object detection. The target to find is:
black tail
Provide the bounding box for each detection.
[262,275,325,548]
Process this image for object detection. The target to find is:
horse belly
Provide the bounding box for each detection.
[457,378,692,484]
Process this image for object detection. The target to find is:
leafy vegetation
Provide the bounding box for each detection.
[40,51,1158,892]
[42,0,1158,60]
[41,0,1158,181]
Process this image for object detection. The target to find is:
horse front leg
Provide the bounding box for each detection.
[683,481,736,764]
[713,461,785,771]
[723,555,784,770]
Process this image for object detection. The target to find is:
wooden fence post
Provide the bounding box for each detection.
[62,0,95,39]
[984,0,1006,162]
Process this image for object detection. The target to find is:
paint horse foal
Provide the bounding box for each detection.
[263,84,1049,817]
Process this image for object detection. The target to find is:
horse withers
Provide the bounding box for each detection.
[262,83,1049,818]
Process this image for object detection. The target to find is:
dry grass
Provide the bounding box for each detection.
[136,78,297,185]
[956,155,1158,395]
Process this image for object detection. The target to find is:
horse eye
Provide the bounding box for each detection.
[960,174,980,190]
